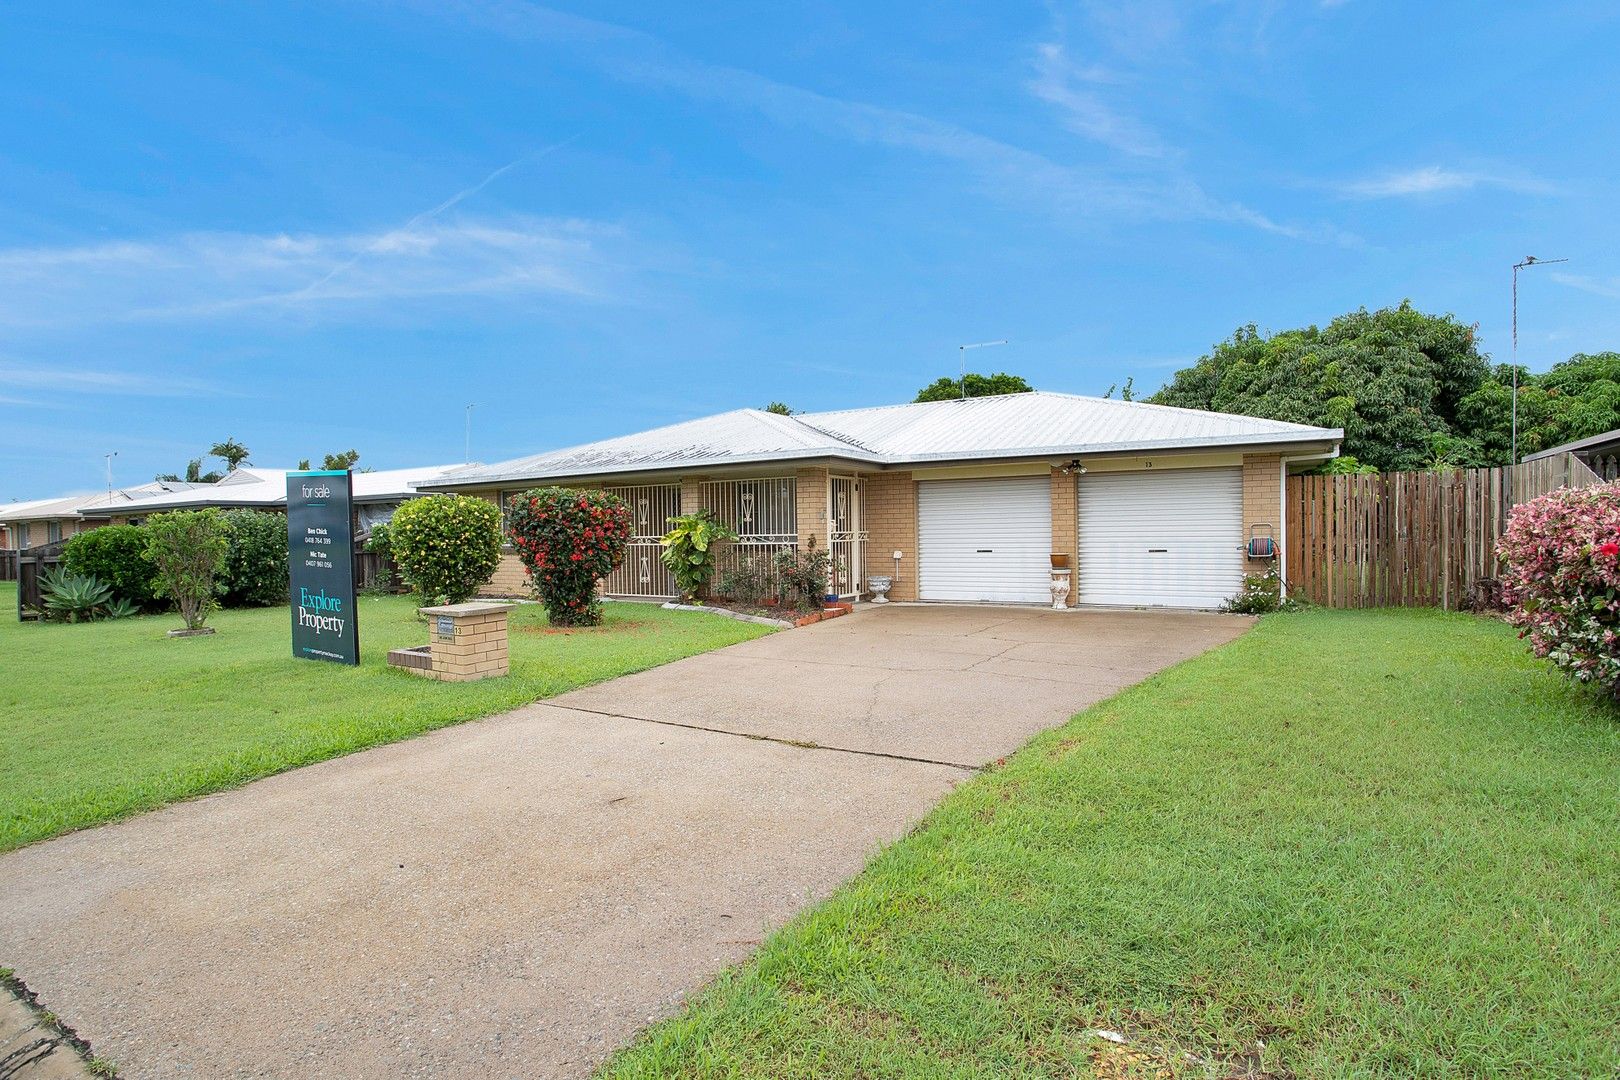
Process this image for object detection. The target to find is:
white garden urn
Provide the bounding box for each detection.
[1049,569,1072,610]
[867,575,893,604]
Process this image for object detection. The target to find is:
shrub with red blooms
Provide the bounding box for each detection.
[1498,483,1620,696]
[505,487,633,627]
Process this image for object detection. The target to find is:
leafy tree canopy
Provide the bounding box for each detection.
[763,402,794,415]
[915,372,1033,403]
[209,437,252,472]
[1150,302,1492,471]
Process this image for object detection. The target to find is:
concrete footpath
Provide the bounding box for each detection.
[0,605,1248,1078]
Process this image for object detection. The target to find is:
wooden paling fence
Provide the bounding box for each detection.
[1286,452,1604,610]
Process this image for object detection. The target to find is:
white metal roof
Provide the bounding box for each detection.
[35,464,470,516]
[426,391,1342,487]
[2,480,207,523]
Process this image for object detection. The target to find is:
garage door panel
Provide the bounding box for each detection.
[1078,468,1244,609]
[918,478,1051,604]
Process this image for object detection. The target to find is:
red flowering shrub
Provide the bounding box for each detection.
[505,487,633,627]
[1497,483,1620,696]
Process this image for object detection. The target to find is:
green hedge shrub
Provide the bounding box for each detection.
[62,524,160,608]
[144,509,231,631]
[389,494,503,604]
[506,488,633,626]
[219,509,290,607]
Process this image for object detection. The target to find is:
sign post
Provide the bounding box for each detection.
[287,470,359,665]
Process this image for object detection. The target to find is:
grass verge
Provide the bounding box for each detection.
[602,608,1620,1078]
[0,583,768,852]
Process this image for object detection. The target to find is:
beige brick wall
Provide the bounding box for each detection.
[863,470,917,601]
[680,476,704,515]
[425,608,512,682]
[795,467,829,552]
[1050,467,1076,567]
[482,553,532,598]
[1241,453,1282,570]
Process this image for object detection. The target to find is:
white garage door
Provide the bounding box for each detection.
[1078,467,1244,609]
[917,477,1051,603]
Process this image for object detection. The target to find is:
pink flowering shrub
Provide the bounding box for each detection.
[1497,483,1620,696]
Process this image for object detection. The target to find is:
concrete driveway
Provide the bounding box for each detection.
[0,605,1248,1079]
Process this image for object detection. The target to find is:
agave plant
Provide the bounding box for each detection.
[103,596,142,620]
[39,566,115,623]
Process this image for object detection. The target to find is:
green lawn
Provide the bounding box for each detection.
[0,582,769,852]
[603,609,1620,1078]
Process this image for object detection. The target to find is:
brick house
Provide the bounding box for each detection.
[421,392,1342,610]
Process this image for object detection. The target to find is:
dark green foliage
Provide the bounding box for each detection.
[209,438,252,471]
[915,372,1032,403]
[1151,302,1489,471]
[772,536,831,610]
[218,509,289,608]
[38,567,115,622]
[659,510,738,603]
[62,525,160,608]
[1153,304,1620,470]
[763,402,794,415]
[1455,352,1620,461]
[389,495,504,605]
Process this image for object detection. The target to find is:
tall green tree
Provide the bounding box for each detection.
[1149,302,1491,471]
[763,402,794,416]
[1456,352,1620,461]
[915,372,1032,403]
[209,437,252,472]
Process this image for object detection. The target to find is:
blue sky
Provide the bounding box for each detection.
[3,1,1617,499]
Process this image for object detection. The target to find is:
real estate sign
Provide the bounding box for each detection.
[287,470,358,665]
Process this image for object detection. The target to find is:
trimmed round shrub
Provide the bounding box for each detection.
[389,494,503,604]
[505,487,632,627]
[219,509,290,607]
[1498,483,1620,696]
[62,524,160,609]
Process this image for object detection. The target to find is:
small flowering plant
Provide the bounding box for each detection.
[1497,483,1620,697]
[505,487,633,627]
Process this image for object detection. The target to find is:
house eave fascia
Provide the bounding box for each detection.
[415,450,885,491]
[412,430,1343,490]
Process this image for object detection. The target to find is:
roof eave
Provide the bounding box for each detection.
[416,448,886,490]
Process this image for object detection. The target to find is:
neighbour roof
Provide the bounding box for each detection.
[1523,427,1620,462]
[424,391,1342,488]
[92,464,469,514]
[1,480,207,523]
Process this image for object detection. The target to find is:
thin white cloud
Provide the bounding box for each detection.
[0,362,225,397]
[0,215,616,327]
[1336,165,1554,199]
[1027,42,1174,159]
[427,1,1351,244]
[1551,272,1620,300]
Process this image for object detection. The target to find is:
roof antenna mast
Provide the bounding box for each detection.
[958,340,1008,400]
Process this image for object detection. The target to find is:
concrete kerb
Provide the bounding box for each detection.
[660,601,795,629]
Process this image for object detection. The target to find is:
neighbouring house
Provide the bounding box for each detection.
[3,465,465,549]
[420,392,1343,609]
[3,480,211,549]
[1524,428,1620,481]
[88,464,467,533]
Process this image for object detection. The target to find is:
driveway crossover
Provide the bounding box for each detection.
[0,605,1248,1078]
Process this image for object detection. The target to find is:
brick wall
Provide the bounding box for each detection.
[1049,467,1076,567]
[424,606,512,682]
[1241,453,1282,570]
[482,553,532,598]
[863,470,917,601]
[795,467,829,552]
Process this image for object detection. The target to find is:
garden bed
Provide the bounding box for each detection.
[665,599,853,628]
